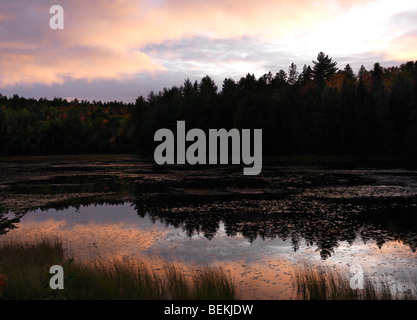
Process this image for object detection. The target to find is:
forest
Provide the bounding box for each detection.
[0,97,133,155]
[1,52,417,159]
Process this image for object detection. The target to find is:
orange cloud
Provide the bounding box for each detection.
[0,47,165,86]
[5,217,170,262]
[0,12,15,21]
[68,0,374,47]
[0,0,393,87]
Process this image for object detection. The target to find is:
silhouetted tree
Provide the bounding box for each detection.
[312,52,338,88]
[1,53,417,163]
[288,63,298,85]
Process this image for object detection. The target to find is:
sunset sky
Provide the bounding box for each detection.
[1,0,416,102]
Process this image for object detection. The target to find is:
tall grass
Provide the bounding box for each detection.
[0,238,236,300]
[294,264,417,300]
[2,238,416,300]
[0,237,66,299]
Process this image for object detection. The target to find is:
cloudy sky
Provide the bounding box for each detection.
[1,0,416,102]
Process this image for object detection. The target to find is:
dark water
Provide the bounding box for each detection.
[1,156,417,299]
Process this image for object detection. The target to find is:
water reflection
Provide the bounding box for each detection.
[2,160,417,299]
[2,162,417,261]
[3,201,417,299]
[135,195,417,260]
[3,194,416,261]
[0,204,21,236]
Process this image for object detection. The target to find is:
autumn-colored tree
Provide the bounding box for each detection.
[1,54,417,161]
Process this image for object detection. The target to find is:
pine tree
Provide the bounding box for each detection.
[312,52,338,88]
[288,63,298,85]
[344,64,354,79]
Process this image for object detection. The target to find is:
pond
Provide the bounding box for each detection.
[1,155,417,299]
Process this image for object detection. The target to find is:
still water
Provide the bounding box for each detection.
[1,156,417,299]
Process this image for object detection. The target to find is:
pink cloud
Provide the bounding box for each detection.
[1,0,406,87]
[0,47,165,87]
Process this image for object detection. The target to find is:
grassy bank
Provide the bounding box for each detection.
[0,238,236,300]
[295,264,417,300]
[1,238,416,300]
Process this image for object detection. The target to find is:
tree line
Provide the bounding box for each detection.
[131,52,417,159]
[0,97,133,155]
[1,52,417,158]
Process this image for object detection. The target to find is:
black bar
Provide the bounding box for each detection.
[2,300,416,319]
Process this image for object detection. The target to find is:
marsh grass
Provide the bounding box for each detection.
[2,238,416,301]
[295,264,417,300]
[191,266,236,300]
[0,237,65,299]
[0,238,236,300]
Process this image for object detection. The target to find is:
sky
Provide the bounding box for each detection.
[1,0,417,103]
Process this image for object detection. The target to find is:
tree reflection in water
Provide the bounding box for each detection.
[2,163,417,260]
[133,192,417,260]
[0,205,21,237]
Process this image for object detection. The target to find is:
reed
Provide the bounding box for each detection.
[294,264,417,300]
[0,238,236,300]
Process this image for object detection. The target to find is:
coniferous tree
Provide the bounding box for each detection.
[340,64,357,154]
[312,52,338,88]
[371,63,393,155]
[2,53,417,163]
[288,63,298,85]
